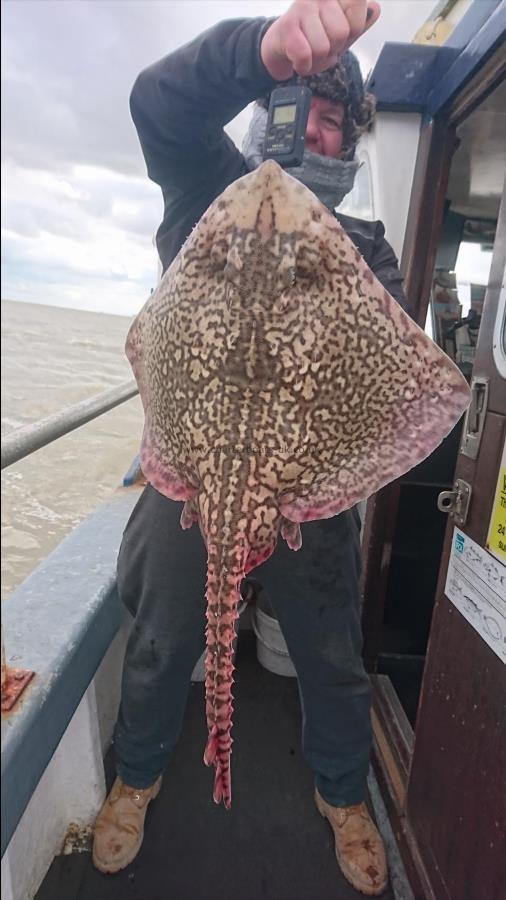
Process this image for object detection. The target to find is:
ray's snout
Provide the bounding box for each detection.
[251,159,285,187]
[248,161,296,240]
[248,160,291,206]
[215,158,315,241]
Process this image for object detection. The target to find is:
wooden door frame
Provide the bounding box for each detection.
[361,115,457,673]
[361,46,506,898]
[405,183,505,899]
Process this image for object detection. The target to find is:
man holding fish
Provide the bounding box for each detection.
[93,2,411,895]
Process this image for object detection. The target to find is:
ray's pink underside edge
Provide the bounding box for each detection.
[140,444,197,502]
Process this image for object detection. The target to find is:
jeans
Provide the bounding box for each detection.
[113,485,372,807]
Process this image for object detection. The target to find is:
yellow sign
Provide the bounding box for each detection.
[487,442,506,564]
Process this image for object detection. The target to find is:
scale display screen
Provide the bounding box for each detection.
[273,104,297,125]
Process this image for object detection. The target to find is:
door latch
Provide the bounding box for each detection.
[437,479,472,526]
[460,376,489,460]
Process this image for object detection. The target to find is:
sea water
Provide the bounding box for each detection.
[1,299,144,600]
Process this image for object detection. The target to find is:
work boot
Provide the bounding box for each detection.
[315,789,388,896]
[92,775,162,873]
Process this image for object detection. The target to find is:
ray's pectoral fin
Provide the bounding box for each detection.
[279,477,356,524]
[140,440,198,502]
[278,292,470,526]
[125,313,199,505]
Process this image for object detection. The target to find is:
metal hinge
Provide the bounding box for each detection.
[460,376,489,460]
[437,479,472,526]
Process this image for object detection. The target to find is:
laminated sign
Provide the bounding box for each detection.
[486,442,506,565]
[445,523,506,664]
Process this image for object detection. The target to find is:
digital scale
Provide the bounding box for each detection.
[262,85,312,168]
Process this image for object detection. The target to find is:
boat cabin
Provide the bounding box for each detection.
[351,3,505,896]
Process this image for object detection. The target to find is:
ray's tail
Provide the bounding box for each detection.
[203,535,247,809]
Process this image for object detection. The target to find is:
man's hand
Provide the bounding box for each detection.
[261,0,381,80]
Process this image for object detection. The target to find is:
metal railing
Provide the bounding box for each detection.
[1,379,139,470]
[1,378,139,710]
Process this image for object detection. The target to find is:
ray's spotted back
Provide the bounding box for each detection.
[125,160,470,809]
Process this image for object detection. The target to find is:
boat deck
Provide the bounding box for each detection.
[36,632,400,900]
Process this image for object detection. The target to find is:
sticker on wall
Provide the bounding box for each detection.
[445,527,505,664]
[486,442,506,564]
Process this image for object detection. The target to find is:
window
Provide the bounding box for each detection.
[493,268,506,378]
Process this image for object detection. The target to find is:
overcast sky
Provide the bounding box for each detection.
[1,0,437,317]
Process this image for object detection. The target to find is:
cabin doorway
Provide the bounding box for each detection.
[374,76,505,727]
[404,176,505,898]
[361,55,505,896]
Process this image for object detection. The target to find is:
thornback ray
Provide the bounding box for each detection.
[126,159,471,809]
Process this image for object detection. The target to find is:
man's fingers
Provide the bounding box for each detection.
[363,2,381,33]
[298,8,333,69]
[318,1,352,59]
[283,21,314,76]
[260,1,382,81]
[299,1,381,73]
[338,0,368,48]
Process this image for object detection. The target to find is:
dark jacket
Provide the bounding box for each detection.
[130,17,411,316]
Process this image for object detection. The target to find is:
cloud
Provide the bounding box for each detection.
[2,161,161,245]
[1,0,290,177]
[1,0,436,315]
[1,161,161,313]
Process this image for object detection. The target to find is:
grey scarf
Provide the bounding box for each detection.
[242,104,359,211]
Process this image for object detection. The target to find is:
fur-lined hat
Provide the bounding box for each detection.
[258,51,375,160]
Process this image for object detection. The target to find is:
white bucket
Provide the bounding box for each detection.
[253,606,297,678]
[191,601,247,682]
